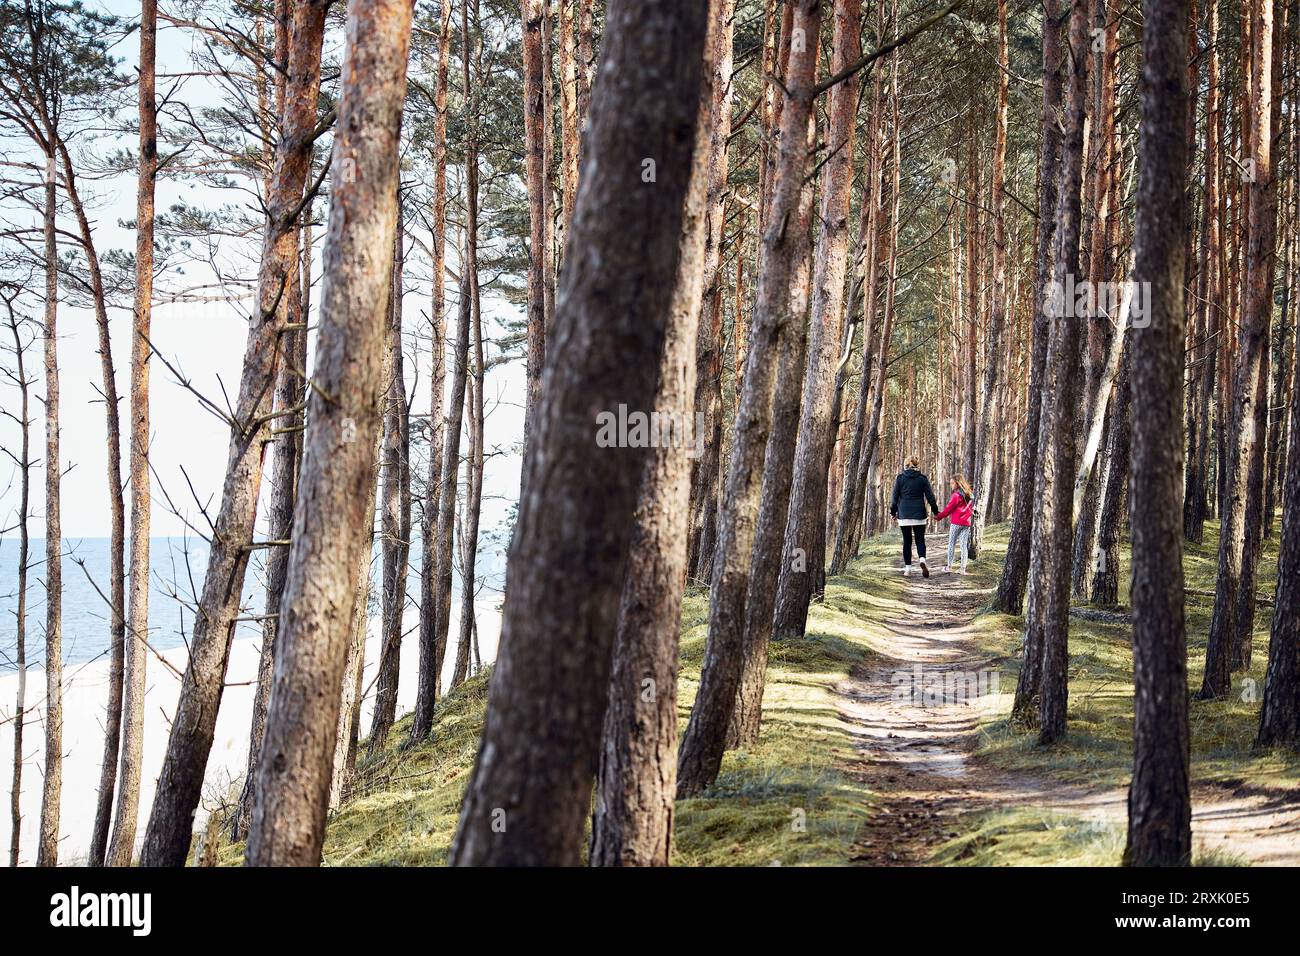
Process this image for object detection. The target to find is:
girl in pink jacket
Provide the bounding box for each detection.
[935,475,975,574]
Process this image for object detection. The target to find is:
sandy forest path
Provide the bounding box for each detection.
[834,562,1300,866]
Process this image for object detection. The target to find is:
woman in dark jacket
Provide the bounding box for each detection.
[889,455,940,577]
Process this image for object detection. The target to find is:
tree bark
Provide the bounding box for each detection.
[331,427,381,808]
[590,4,718,864]
[829,63,884,576]
[1022,0,1087,744]
[675,0,822,797]
[1124,0,1192,866]
[5,298,32,868]
[729,113,813,747]
[994,0,1063,616]
[970,0,1009,559]
[412,0,453,740]
[449,0,709,865]
[772,0,861,642]
[1202,0,1278,698]
[55,145,126,868]
[685,0,735,583]
[1257,259,1300,747]
[521,0,550,471]
[37,143,62,869]
[106,0,156,866]
[1185,0,1220,544]
[1091,346,1131,607]
[368,218,409,752]
[245,0,414,866]
[140,0,329,867]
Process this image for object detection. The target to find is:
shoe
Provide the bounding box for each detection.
[904,565,912,577]
[920,558,930,579]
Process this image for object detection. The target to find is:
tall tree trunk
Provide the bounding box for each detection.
[5,301,31,868]
[590,5,718,864]
[970,0,1009,557]
[450,228,483,691]
[994,0,1063,615]
[56,149,126,867]
[1021,0,1088,744]
[107,0,156,866]
[412,0,452,741]
[1231,2,1283,674]
[674,0,822,798]
[557,0,579,243]
[245,0,414,866]
[141,0,329,867]
[1124,0,1192,866]
[772,0,861,642]
[1202,0,1278,698]
[522,0,549,469]
[829,62,884,576]
[450,0,484,694]
[37,143,62,869]
[1185,0,1220,544]
[232,0,302,845]
[369,218,409,752]
[728,104,814,748]
[686,0,735,583]
[449,0,710,865]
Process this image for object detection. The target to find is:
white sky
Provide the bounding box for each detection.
[0,0,525,548]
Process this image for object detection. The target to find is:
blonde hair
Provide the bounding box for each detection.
[905,454,919,469]
[951,474,973,498]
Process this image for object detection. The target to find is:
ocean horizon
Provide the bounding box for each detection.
[0,535,506,671]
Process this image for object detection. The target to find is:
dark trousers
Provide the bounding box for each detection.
[902,525,927,564]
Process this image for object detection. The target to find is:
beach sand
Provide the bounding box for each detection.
[0,601,500,866]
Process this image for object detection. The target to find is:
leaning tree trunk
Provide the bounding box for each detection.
[590,6,718,864]
[106,0,156,866]
[1091,346,1131,607]
[37,144,62,869]
[57,149,126,868]
[828,72,883,577]
[449,0,710,865]
[771,0,861,643]
[236,211,306,841]
[728,142,813,748]
[674,0,823,798]
[994,0,1063,616]
[140,0,329,867]
[245,0,414,866]
[1124,0,1192,866]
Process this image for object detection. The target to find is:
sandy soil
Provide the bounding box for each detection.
[0,602,499,866]
[835,563,1300,866]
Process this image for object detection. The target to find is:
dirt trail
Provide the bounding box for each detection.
[836,564,1300,866]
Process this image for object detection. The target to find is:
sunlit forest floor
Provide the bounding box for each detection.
[217,519,1299,866]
